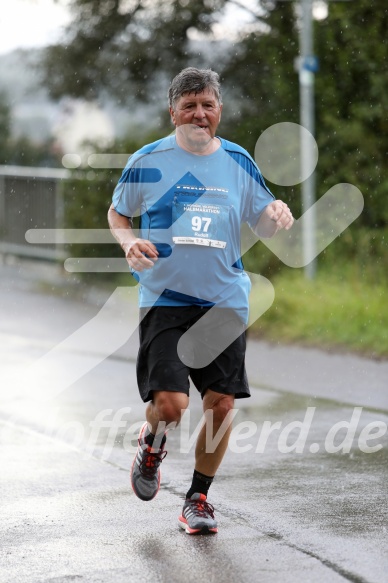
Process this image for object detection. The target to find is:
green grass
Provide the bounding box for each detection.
[249,266,388,358]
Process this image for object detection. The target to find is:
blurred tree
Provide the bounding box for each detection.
[221,2,298,152]
[314,0,388,228]
[42,0,229,103]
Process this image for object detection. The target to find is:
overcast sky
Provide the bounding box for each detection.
[0,0,71,55]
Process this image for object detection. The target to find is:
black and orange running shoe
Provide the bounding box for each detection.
[178,493,218,534]
[131,422,167,501]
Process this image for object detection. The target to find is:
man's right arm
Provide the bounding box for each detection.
[107,204,158,271]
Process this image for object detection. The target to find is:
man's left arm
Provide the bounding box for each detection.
[253,200,294,239]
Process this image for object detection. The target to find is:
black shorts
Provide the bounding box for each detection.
[136,306,251,402]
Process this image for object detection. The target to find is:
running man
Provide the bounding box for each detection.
[108,67,294,534]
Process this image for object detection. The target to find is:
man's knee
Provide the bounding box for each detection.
[204,392,235,425]
[153,391,188,427]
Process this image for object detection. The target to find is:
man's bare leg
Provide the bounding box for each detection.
[194,389,235,477]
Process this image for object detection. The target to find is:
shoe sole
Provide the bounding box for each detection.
[178,517,218,535]
[130,422,161,502]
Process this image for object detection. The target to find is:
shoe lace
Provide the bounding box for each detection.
[188,498,215,519]
[139,447,167,479]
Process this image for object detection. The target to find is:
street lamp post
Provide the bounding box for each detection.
[299,0,317,279]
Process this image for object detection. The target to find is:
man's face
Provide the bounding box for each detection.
[170,88,222,151]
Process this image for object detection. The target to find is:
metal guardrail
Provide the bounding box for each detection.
[0,165,70,261]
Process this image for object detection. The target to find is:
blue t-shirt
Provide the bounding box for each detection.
[112,135,274,322]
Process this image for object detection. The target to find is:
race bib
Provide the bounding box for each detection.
[172,199,229,249]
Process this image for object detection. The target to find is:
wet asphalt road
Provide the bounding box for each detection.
[1,259,387,583]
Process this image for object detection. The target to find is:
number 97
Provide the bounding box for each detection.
[192,216,211,233]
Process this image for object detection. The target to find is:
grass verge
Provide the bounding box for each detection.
[249,266,388,359]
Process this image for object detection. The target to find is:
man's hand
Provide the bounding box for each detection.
[266,200,294,230]
[108,204,158,271]
[254,200,294,238]
[122,238,159,272]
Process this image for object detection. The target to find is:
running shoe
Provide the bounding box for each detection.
[131,422,167,501]
[178,493,218,534]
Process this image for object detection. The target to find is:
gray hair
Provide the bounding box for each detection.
[168,67,222,110]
